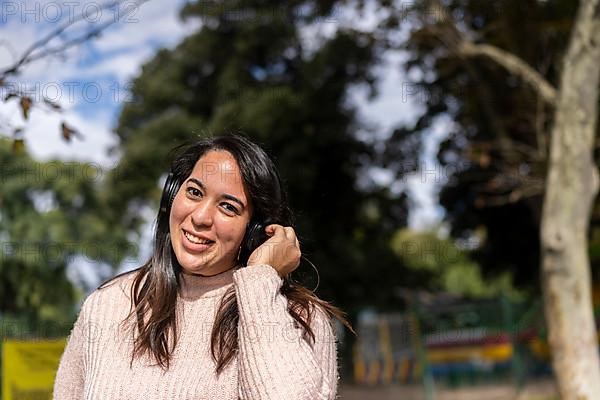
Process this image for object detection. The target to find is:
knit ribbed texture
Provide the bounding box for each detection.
[53,264,339,399]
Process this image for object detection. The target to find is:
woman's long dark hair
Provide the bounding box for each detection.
[99,133,354,373]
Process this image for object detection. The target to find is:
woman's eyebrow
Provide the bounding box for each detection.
[187,177,246,210]
[222,194,246,210]
[187,178,206,190]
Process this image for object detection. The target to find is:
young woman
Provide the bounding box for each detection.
[53,134,352,399]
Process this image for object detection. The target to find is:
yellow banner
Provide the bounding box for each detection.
[2,339,66,400]
[427,343,513,363]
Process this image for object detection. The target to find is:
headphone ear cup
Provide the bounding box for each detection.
[244,220,267,254]
[160,172,179,215]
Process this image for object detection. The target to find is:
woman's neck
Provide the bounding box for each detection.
[178,264,240,301]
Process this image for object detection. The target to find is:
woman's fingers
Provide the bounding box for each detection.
[283,226,295,240]
[266,224,285,237]
[251,224,300,276]
[266,225,298,244]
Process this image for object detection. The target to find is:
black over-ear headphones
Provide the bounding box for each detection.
[159,172,270,264]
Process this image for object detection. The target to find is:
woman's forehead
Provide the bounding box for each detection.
[190,151,246,193]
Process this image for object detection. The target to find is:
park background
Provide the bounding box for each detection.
[1,0,599,399]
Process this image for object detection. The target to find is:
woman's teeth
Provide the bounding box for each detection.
[184,231,214,245]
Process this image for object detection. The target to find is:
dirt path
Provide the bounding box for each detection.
[339,380,558,400]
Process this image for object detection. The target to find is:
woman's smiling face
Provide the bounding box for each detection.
[169,150,252,275]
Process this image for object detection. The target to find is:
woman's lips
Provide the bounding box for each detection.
[181,229,215,252]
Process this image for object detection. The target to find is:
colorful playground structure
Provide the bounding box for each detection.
[351,295,579,387]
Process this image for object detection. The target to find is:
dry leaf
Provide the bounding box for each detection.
[61,121,82,142]
[20,96,32,119]
[43,97,62,111]
[12,138,25,154]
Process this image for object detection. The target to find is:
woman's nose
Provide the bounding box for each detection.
[190,201,213,227]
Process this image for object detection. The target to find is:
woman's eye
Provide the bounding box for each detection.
[186,187,202,197]
[222,203,239,214]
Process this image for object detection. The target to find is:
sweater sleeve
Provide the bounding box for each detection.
[53,295,90,400]
[233,264,339,400]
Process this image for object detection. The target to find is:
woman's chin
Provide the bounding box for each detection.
[179,257,212,272]
[174,242,239,274]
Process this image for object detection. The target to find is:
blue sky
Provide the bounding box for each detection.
[0,0,448,288]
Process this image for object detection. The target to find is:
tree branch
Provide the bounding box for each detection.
[457,41,557,107]
[423,0,558,107]
[0,0,150,80]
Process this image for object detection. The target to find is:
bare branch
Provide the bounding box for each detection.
[0,0,150,79]
[423,0,557,107]
[457,41,557,106]
[474,184,544,207]
[21,19,114,66]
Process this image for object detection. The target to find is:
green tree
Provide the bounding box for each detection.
[391,228,520,299]
[0,138,130,325]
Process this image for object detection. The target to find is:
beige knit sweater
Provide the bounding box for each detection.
[53,264,339,399]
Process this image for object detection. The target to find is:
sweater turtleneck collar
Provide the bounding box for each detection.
[178,264,240,301]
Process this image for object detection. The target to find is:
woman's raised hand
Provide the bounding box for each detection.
[247,224,301,277]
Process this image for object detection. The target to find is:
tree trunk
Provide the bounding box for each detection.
[540,1,600,399]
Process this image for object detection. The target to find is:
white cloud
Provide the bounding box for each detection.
[91,0,200,53]
[406,116,452,230]
[351,50,420,138]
